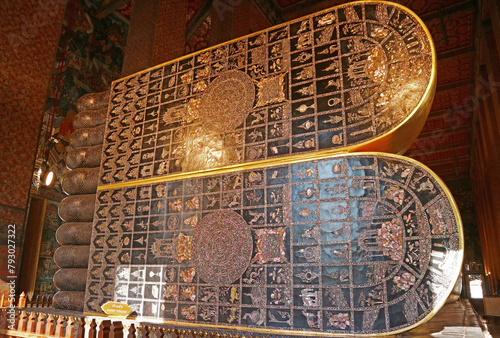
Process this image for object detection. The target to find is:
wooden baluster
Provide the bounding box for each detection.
[0,310,6,332]
[36,295,42,308]
[134,325,142,338]
[110,321,123,338]
[45,314,55,336]
[35,313,46,334]
[54,315,66,337]
[121,322,129,338]
[94,318,103,338]
[66,316,76,337]
[168,328,179,338]
[98,319,111,338]
[47,295,53,308]
[157,327,166,338]
[142,324,150,338]
[26,312,37,333]
[14,310,22,332]
[19,311,28,331]
[125,323,136,338]
[17,292,26,308]
[76,317,86,338]
[88,318,98,338]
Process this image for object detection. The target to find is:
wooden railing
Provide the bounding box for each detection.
[0,308,233,338]
[0,293,53,309]
[0,292,264,337]
[0,310,87,338]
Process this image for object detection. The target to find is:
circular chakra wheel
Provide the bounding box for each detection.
[192,210,253,285]
[199,70,255,133]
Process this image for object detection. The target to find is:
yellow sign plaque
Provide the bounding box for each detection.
[101,301,132,317]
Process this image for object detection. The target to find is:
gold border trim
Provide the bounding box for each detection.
[98,148,349,191]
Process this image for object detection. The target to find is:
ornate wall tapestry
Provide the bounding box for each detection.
[85,2,462,336]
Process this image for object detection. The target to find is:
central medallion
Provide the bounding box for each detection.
[199,70,255,133]
[192,210,253,285]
